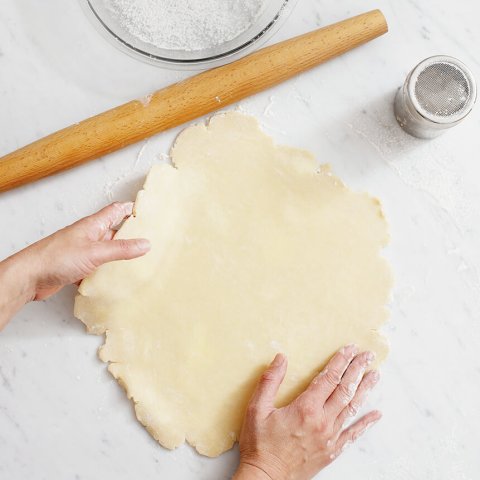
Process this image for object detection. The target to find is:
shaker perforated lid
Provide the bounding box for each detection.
[395,56,477,138]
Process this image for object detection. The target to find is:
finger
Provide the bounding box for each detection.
[90,238,151,265]
[248,353,288,414]
[85,202,135,236]
[334,410,382,456]
[334,370,380,431]
[325,351,375,417]
[305,344,358,402]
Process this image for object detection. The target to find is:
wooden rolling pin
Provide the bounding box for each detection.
[0,10,388,192]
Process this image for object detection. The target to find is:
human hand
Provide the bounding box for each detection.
[0,202,149,330]
[15,202,150,301]
[24,202,150,300]
[234,345,381,480]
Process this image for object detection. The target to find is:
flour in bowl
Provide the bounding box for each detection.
[106,0,267,51]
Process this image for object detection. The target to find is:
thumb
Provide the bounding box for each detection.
[91,238,151,265]
[249,353,288,412]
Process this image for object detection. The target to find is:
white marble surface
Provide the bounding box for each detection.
[1,0,480,479]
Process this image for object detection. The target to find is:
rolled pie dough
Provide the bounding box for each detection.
[74,112,392,457]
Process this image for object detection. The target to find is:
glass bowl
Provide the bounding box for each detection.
[80,0,299,69]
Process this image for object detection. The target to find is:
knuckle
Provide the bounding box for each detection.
[346,422,367,443]
[324,369,341,387]
[117,239,131,251]
[81,215,98,231]
[260,370,276,384]
[348,403,358,417]
[328,449,340,462]
[86,254,103,270]
[316,416,329,433]
[348,430,358,442]
[337,437,355,456]
[299,401,317,420]
[337,383,351,397]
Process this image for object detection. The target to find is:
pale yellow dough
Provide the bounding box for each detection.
[74,112,392,457]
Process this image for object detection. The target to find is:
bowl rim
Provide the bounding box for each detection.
[80,0,298,69]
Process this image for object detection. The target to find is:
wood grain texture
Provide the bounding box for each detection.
[0,10,388,192]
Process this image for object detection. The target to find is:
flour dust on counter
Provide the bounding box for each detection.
[106,0,267,51]
[75,111,392,458]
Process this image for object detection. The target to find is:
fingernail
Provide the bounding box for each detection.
[272,353,285,367]
[136,239,151,252]
[368,415,382,430]
[367,411,383,427]
[370,370,380,383]
[366,351,376,364]
[343,344,358,357]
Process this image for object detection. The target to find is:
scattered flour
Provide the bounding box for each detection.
[106,0,267,51]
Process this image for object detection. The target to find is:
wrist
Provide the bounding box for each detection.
[234,452,289,480]
[0,251,39,330]
[233,462,273,480]
[1,250,39,303]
